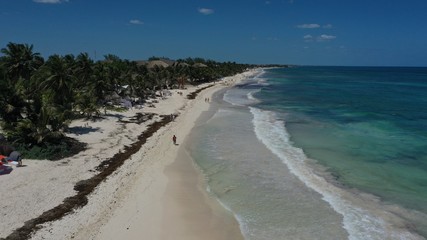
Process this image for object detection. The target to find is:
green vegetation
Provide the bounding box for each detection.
[0,42,252,159]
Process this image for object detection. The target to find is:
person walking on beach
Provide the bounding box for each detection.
[172,135,177,145]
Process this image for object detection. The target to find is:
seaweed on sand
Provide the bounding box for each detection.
[3,115,172,240]
[3,86,207,240]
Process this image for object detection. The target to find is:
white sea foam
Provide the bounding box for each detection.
[223,90,245,106]
[249,107,423,240]
[224,88,261,107]
[224,69,266,107]
[214,192,251,240]
[203,160,251,240]
[247,89,260,102]
[255,78,269,86]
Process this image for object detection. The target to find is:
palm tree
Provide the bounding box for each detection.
[25,54,76,138]
[1,42,43,83]
[72,53,99,118]
[75,53,94,88]
[73,86,99,119]
[1,42,252,149]
[38,55,75,107]
[102,54,125,96]
[9,93,68,145]
[0,43,44,131]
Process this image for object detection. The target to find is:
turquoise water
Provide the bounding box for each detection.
[256,67,427,214]
[187,67,427,239]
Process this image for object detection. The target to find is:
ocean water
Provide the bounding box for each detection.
[187,67,427,240]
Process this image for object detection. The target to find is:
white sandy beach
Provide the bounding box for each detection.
[0,70,257,240]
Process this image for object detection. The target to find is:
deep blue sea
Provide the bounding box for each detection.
[188,67,427,240]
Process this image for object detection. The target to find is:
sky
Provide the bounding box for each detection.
[1,0,427,66]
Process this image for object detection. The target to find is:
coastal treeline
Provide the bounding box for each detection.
[0,42,250,159]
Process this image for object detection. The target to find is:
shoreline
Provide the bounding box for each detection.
[91,75,247,240]
[0,70,257,240]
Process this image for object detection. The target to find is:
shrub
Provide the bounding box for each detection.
[16,137,86,160]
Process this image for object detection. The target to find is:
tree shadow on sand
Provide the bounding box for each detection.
[3,86,209,240]
[67,126,101,135]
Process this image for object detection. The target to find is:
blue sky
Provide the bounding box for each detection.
[1,0,427,66]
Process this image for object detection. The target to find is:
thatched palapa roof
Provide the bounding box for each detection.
[193,63,208,68]
[146,60,170,69]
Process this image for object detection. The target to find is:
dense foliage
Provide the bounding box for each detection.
[0,42,251,158]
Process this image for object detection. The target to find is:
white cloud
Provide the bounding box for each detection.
[297,23,320,29]
[302,34,336,42]
[318,34,336,41]
[129,19,144,25]
[303,34,314,42]
[198,8,214,15]
[323,24,333,29]
[33,0,68,3]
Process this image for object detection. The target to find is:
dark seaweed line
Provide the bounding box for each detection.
[187,84,214,99]
[2,83,214,240]
[2,115,172,240]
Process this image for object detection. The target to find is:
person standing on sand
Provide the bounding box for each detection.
[7,151,23,167]
[172,135,177,145]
